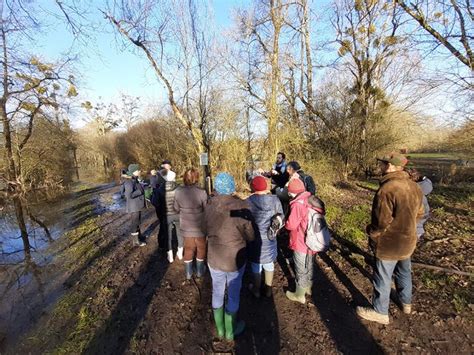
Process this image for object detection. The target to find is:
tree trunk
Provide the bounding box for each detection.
[27,205,52,242]
[13,196,31,257]
[73,147,80,180]
[1,26,31,258]
[267,0,283,162]
[103,155,108,176]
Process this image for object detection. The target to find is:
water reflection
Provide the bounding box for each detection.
[0,182,123,350]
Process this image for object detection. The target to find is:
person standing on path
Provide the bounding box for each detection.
[247,175,284,298]
[357,153,423,325]
[157,169,182,263]
[119,169,128,199]
[204,172,255,340]
[284,178,316,304]
[268,152,289,192]
[407,168,433,242]
[150,168,166,218]
[123,164,147,247]
[286,161,317,196]
[161,159,174,176]
[173,168,208,279]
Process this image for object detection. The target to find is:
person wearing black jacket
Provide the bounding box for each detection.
[286,161,317,195]
[157,169,182,263]
[123,164,147,247]
[150,169,165,219]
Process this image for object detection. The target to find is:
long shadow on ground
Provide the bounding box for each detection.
[83,238,169,354]
[312,254,384,354]
[235,268,280,354]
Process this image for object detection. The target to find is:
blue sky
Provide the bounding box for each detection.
[31,0,469,126]
[34,0,251,111]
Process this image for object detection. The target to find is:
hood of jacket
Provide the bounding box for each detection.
[289,191,311,205]
[379,170,409,185]
[248,193,276,211]
[417,177,433,196]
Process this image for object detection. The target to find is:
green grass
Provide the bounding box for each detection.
[326,203,371,245]
[408,152,460,159]
[356,180,379,191]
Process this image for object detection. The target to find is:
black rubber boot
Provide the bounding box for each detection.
[196,259,206,278]
[184,261,193,280]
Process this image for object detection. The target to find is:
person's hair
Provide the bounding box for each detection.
[287,161,301,171]
[277,152,286,159]
[183,168,200,185]
[406,168,422,182]
[121,169,127,175]
[160,168,168,177]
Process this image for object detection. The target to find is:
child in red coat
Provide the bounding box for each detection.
[285,179,316,304]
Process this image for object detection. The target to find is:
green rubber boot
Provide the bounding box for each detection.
[286,285,306,304]
[224,312,245,340]
[213,307,225,339]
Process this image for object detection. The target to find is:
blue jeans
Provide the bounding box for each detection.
[250,262,274,273]
[209,265,246,314]
[373,258,412,315]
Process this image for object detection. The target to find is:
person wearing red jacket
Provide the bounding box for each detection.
[285,178,316,304]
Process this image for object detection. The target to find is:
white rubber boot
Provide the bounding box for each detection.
[167,250,174,263]
[176,247,184,260]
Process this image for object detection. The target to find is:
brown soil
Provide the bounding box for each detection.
[6,184,474,354]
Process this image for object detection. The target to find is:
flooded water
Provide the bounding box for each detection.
[0,182,123,350]
[0,183,121,264]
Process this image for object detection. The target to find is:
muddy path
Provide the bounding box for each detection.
[4,184,474,354]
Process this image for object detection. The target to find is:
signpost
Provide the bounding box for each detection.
[199,152,208,166]
[200,152,211,194]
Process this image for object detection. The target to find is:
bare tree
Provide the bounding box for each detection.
[1,1,77,257]
[80,100,119,176]
[118,92,141,131]
[394,0,473,71]
[102,0,222,176]
[296,0,412,173]
[230,0,292,162]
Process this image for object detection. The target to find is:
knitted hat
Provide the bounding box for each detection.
[251,176,268,192]
[214,172,236,195]
[127,164,140,176]
[377,152,408,167]
[288,178,305,194]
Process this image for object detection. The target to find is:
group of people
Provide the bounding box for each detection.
[119,151,431,340]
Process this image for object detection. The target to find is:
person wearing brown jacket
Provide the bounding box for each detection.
[173,168,208,279]
[357,153,424,325]
[204,172,255,341]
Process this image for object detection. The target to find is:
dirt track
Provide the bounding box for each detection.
[7,184,474,354]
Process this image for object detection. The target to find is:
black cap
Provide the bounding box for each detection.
[161,159,171,165]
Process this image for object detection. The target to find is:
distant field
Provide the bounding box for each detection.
[406,152,473,183]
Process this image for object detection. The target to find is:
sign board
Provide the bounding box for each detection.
[200,152,208,166]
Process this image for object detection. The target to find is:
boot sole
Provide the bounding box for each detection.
[285,292,306,304]
[356,309,389,325]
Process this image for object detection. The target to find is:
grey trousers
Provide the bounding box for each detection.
[293,251,314,288]
[166,214,183,251]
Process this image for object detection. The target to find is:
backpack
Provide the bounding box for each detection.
[305,205,331,252]
[267,213,284,241]
[299,172,317,195]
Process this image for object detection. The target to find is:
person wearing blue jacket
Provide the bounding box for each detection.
[247,175,284,298]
